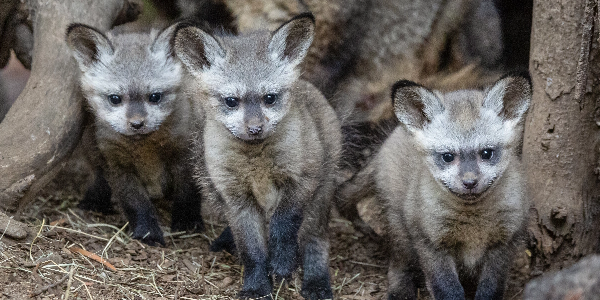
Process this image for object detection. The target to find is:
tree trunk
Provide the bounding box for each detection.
[0,0,135,213]
[524,0,600,274]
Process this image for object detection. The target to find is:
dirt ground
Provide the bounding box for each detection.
[0,160,389,300]
[0,157,533,300]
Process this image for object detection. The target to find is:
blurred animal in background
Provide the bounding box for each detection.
[372,73,531,299]
[174,13,341,299]
[66,23,205,246]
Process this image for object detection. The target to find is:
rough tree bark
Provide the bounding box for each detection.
[0,0,139,238]
[524,0,600,274]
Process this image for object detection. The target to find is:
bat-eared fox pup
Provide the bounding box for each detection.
[173,13,341,300]
[377,73,531,299]
[66,23,204,246]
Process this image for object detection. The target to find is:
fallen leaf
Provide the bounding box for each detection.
[49,218,66,226]
[68,246,117,271]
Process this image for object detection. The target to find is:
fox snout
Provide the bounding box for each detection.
[461,172,478,190]
[129,117,145,130]
[247,124,263,136]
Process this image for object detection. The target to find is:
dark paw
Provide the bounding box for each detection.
[301,280,333,300]
[269,261,295,284]
[238,289,273,300]
[210,226,237,255]
[171,217,205,233]
[388,291,415,300]
[132,224,165,246]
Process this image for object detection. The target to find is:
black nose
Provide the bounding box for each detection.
[130,120,144,130]
[463,179,478,190]
[247,125,262,135]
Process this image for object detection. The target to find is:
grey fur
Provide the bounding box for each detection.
[174,13,340,299]
[376,74,531,299]
[66,23,204,246]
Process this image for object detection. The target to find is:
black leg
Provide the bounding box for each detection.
[115,173,164,246]
[387,254,418,300]
[474,246,510,300]
[79,168,114,214]
[171,180,204,233]
[228,204,272,299]
[299,235,333,300]
[268,206,302,282]
[298,181,334,300]
[420,251,465,300]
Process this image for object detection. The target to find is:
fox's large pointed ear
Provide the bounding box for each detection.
[391,80,444,131]
[483,72,532,122]
[173,23,225,75]
[151,23,178,55]
[267,12,315,66]
[65,23,114,71]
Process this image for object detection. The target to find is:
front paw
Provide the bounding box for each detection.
[269,259,296,284]
[238,288,273,300]
[238,273,273,300]
[132,224,165,246]
[210,226,237,255]
[171,217,204,233]
[301,279,333,300]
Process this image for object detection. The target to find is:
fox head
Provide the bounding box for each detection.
[66,23,182,136]
[173,13,315,142]
[391,73,531,202]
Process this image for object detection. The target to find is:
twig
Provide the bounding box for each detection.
[0,217,10,241]
[75,277,94,300]
[63,266,76,300]
[32,260,52,284]
[349,260,387,268]
[45,225,109,241]
[101,222,128,260]
[274,278,284,300]
[29,219,45,262]
[174,282,181,300]
[151,273,163,297]
[575,0,597,108]
[29,272,69,297]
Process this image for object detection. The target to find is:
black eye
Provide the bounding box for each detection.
[149,92,162,103]
[225,97,239,108]
[108,94,122,105]
[442,153,455,163]
[263,93,278,105]
[481,149,494,160]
